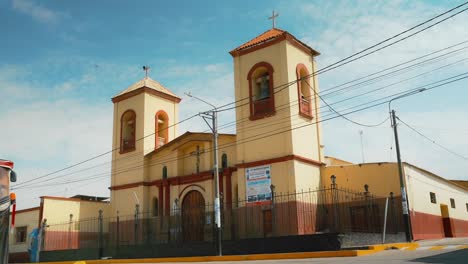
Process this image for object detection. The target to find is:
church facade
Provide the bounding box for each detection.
[109,28,325,238]
[108,27,467,242]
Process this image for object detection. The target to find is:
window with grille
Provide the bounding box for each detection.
[15,226,27,243]
[430,192,436,204]
[450,198,456,208]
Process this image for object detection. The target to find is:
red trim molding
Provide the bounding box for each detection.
[236,155,323,168]
[296,63,313,119]
[112,87,182,104]
[247,61,276,120]
[14,206,40,214]
[178,184,206,199]
[110,167,237,192]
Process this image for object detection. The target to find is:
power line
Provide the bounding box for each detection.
[217,2,468,111]
[397,116,468,162]
[14,74,468,190]
[13,3,468,189]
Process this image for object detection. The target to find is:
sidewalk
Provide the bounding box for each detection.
[24,238,468,264]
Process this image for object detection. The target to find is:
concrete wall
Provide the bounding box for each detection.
[321,162,468,240]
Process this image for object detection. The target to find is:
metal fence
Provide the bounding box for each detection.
[40,186,405,252]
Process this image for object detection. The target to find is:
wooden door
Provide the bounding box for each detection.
[263,209,272,237]
[440,204,453,237]
[182,191,205,241]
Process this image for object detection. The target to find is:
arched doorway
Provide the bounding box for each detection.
[182,190,205,241]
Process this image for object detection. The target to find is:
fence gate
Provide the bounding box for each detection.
[182,190,205,241]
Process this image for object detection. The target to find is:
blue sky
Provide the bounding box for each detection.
[1,0,467,209]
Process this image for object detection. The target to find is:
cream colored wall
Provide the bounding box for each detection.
[320,163,401,196]
[293,161,321,193]
[285,42,322,162]
[143,93,179,155]
[42,199,81,224]
[78,201,111,220]
[9,209,39,253]
[234,41,293,164]
[404,164,468,220]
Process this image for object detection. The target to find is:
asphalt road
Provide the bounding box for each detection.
[133,248,467,264]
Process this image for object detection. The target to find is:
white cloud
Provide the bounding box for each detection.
[12,0,63,24]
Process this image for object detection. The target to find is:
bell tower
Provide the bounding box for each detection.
[230,28,323,195]
[110,75,181,215]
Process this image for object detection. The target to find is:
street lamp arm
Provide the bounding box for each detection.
[185,92,217,110]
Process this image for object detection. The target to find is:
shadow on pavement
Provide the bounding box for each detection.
[410,249,467,264]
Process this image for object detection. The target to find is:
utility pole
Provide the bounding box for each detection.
[391,109,412,242]
[185,92,222,256]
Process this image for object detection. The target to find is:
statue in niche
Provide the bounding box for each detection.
[256,73,270,100]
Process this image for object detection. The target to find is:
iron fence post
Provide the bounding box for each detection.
[134,204,140,244]
[98,209,103,259]
[116,211,120,251]
[270,184,276,236]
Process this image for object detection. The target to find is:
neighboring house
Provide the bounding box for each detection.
[8,207,40,263]
[321,158,468,240]
[8,195,110,263]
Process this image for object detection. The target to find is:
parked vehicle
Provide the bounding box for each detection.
[0,159,17,264]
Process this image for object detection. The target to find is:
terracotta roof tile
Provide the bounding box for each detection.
[232,28,287,52]
[230,28,319,57]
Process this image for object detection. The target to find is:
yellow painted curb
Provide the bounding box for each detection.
[32,242,422,264]
[429,246,446,251]
[369,242,419,251]
[34,249,375,264]
[457,245,468,249]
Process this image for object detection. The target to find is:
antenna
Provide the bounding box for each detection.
[142,65,150,78]
[132,191,140,205]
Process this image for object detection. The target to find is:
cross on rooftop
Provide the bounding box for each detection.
[268,10,279,28]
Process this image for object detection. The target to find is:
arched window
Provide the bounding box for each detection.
[162,166,168,180]
[296,64,313,118]
[120,110,136,153]
[221,153,228,169]
[155,110,169,148]
[247,62,275,120]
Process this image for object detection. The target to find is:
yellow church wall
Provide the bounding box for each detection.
[237,160,296,202]
[285,42,322,162]
[112,93,146,188]
[111,186,145,216]
[9,208,40,253]
[320,163,401,197]
[143,93,179,155]
[233,40,295,164]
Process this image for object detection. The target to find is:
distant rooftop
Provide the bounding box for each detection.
[70,194,109,202]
